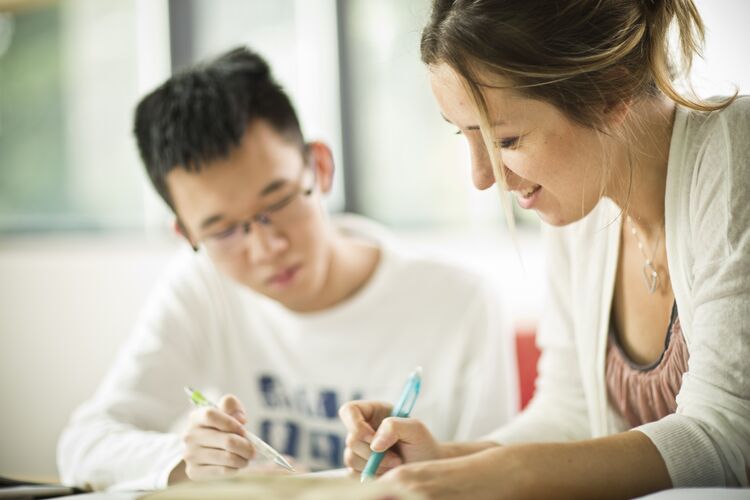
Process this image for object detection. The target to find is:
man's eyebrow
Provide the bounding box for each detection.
[200,214,224,231]
[260,179,287,197]
[440,113,506,130]
[198,179,290,230]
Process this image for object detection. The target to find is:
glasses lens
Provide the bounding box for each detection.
[203,226,245,257]
[200,167,313,258]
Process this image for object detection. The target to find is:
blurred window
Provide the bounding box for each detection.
[0,0,747,234]
[0,1,148,233]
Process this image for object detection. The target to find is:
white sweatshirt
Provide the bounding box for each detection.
[489,97,750,487]
[58,217,514,491]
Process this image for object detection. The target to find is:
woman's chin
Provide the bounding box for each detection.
[538,210,576,227]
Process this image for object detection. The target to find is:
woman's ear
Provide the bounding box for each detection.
[601,67,633,129]
[308,141,335,194]
[603,98,632,129]
[174,219,198,252]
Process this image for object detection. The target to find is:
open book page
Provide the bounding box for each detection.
[140,474,425,500]
[298,468,350,478]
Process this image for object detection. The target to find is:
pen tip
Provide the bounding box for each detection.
[275,457,295,472]
[413,366,423,377]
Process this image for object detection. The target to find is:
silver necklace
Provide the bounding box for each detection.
[626,215,662,294]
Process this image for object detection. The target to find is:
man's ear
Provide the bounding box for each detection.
[174,219,198,252]
[308,141,335,194]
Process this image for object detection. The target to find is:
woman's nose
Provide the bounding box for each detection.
[469,140,496,190]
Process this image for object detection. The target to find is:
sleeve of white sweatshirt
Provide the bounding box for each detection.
[57,256,218,491]
[486,225,591,444]
[635,99,750,487]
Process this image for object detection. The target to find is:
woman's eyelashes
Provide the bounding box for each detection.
[496,137,519,149]
[453,129,520,149]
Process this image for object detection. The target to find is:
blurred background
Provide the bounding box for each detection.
[1,0,748,480]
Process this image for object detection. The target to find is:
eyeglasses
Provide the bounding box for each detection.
[195,165,315,258]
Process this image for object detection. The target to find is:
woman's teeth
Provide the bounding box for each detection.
[519,185,541,198]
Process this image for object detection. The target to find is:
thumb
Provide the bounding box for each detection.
[370,417,426,452]
[218,394,247,424]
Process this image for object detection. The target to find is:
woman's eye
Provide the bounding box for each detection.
[497,137,519,149]
[455,129,518,149]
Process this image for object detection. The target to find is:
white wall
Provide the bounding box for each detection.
[690,0,750,96]
[0,235,179,478]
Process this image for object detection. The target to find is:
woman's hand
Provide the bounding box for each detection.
[380,446,514,500]
[380,433,676,499]
[180,394,256,480]
[338,400,443,477]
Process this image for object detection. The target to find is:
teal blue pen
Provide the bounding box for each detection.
[183,386,295,472]
[360,366,422,482]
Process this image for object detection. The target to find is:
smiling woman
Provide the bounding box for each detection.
[339,0,750,498]
[421,0,733,230]
[429,66,620,226]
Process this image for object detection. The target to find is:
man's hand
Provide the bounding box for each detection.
[180,394,255,481]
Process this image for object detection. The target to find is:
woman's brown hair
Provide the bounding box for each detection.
[421,0,736,223]
[421,0,734,127]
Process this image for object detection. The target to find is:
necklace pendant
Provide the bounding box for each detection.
[642,261,659,293]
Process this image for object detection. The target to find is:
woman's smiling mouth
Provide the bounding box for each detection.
[515,184,542,209]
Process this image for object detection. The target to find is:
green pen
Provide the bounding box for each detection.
[183,386,295,472]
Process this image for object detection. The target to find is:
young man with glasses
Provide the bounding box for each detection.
[57,47,513,491]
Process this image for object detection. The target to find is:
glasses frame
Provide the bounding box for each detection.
[186,159,316,254]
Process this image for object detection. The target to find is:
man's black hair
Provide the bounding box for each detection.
[133,46,304,210]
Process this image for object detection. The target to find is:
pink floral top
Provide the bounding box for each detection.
[606,304,690,428]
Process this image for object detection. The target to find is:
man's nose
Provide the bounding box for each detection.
[246,224,288,264]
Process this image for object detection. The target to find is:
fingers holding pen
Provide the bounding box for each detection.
[189,405,246,437]
[218,393,248,425]
[183,439,249,468]
[182,394,256,480]
[340,401,387,472]
[343,446,403,475]
[370,416,441,464]
[343,425,403,474]
[184,425,255,461]
[370,417,421,451]
[182,423,254,480]
[339,400,394,435]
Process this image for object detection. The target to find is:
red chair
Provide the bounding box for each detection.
[515,326,540,410]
